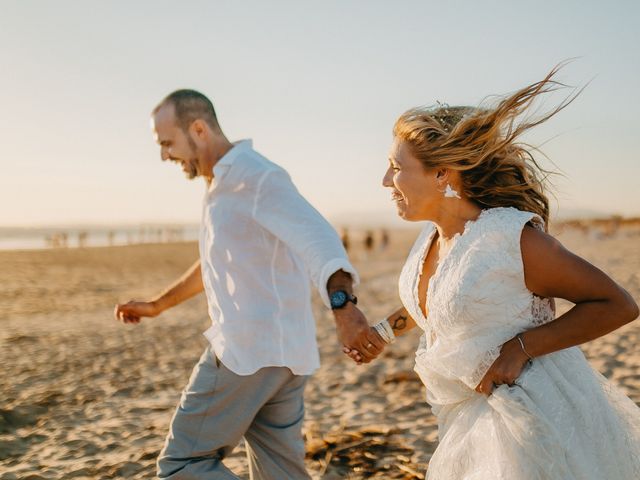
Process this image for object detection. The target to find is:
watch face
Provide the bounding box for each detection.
[330,291,347,308]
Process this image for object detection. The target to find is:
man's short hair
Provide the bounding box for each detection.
[154,89,219,132]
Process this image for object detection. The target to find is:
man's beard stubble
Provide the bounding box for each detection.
[185,136,199,179]
[184,159,198,179]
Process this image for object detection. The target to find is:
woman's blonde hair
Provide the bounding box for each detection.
[393,64,580,230]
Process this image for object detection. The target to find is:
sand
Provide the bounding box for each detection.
[1,225,639,479]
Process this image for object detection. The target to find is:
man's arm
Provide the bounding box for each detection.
[114,259,204,324]
[327,270,385,363]
[252,169,360,306]
[252,169,385,360]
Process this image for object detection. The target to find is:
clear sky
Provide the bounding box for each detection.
[1,0,639,227]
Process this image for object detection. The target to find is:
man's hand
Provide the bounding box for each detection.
[333,303,385,364]
[114,259,203,325]
[342,327,386,364]
[114,301,160,324]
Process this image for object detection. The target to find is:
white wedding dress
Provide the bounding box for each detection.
[398,207,640,479]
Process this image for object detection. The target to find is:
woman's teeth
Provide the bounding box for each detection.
[391,191,404,202]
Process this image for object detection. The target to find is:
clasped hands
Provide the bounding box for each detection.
[333,303,386,364]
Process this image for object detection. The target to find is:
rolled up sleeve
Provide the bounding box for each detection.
[252,168,359,308]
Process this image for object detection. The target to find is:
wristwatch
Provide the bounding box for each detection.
[329,290,358,310]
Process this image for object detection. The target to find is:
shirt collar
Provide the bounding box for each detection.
[216,139,252,169]
[209,139,253,192]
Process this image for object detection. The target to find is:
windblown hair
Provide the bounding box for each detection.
[393,64,581,230]
[154,89,219,133]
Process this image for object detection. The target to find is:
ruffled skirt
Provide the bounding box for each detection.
[416,347,640,480]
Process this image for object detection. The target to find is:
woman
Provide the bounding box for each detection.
[353,66,640,478]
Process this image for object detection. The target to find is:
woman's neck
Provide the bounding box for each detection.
[433,200,483,242]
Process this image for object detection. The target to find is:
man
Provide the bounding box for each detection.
[114,90,384,479]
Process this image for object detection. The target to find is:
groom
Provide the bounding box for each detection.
[114,89,385,479]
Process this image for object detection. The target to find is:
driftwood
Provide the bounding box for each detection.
[305,423,428,479]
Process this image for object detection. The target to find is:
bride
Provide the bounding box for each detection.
[350,66,640,479]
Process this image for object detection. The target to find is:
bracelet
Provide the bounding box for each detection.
[380,318,396,343]
[373,318,396,344]
[516,334,534,365]
[373,322,393,344]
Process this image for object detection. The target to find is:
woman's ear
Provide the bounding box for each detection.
[435,168,450,185]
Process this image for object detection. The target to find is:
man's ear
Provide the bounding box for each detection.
[190,119,208,140]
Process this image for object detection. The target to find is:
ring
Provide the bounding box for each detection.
[367,343,373,348]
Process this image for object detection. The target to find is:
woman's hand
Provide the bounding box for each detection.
[475,336,531,396]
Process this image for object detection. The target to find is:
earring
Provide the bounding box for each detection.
[443,184,461,199]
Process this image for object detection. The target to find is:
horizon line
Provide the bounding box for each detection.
[2,211,639,230]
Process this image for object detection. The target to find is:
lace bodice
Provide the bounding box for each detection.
[399,207,554,403]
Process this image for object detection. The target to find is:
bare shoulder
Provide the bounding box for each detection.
[519,224,627,303]
[520,224,563,259]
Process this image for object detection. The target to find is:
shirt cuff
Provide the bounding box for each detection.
[318,258,360,309]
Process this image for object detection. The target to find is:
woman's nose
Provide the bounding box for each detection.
[382,167,393,187]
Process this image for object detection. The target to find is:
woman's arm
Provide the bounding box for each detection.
[476,225,639,395]
[520,226,638,355]
[386,306,418,337]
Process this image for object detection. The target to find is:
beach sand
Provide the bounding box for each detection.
[1,225,639,479]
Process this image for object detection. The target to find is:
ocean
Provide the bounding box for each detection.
[0,225,200,251]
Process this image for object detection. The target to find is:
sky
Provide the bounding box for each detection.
[1,0,639,227]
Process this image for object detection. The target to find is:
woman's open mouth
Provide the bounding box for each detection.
[391,190,405,203]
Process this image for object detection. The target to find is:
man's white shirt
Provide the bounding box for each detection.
[199,140,358,375]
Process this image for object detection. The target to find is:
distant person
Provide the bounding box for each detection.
[340,226,350,252]
[346,66,640,478]
[78,231,88,248]
[380,228,389,251]
[363,230,374,253]
[114,90,384,479]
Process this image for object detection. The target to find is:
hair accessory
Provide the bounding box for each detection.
[431,101,452,131]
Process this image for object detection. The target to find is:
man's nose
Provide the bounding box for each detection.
[161,148,170,162]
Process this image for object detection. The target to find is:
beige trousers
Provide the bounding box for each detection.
[157,346,310,480]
